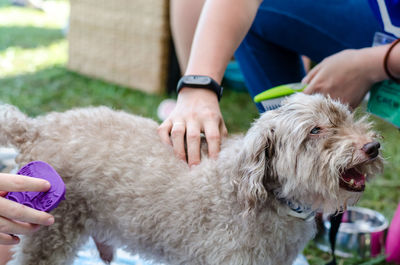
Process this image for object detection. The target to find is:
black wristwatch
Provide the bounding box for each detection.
[177,75,223,101]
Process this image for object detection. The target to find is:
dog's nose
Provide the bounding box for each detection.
[362,141,380,159]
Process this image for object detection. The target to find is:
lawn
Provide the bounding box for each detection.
[0,1,399,264]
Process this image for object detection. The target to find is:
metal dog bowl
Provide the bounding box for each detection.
[314,207,389,258]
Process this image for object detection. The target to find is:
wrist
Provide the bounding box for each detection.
[384,39,400,82]
[359,46,388,84]
[177,86,219,101]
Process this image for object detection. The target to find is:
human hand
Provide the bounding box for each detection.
[158,88,228,166]
[302,49,379,110]
[0,173,54,245]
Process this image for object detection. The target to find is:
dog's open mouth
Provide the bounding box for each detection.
[339,168,365,192]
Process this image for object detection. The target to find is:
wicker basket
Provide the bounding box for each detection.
[68,0,171,94]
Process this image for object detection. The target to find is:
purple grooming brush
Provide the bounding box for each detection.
[5,161,66,212]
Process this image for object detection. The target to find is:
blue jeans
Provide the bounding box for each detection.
[235,0,382,112]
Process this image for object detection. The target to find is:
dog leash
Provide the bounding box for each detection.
[326,212,344,265]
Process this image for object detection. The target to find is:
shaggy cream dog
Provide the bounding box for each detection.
[0,94,383,265]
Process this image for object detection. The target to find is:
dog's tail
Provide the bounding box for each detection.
[0,104,36,148]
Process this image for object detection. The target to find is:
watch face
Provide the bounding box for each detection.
[183,75,211,85]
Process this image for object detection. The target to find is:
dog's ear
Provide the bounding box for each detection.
[235,120,275,215]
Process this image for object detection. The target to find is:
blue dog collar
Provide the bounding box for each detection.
[284,200,316,222]
[273,191,316,222]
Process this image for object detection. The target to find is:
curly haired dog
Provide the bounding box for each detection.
[0,94,383,265]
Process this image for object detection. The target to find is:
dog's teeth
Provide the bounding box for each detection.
[349,179,355,186]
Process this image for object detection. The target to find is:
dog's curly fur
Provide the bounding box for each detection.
[1,94,383,265]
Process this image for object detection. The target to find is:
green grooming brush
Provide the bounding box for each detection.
[254,83,306,111]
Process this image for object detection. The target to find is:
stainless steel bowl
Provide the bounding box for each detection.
[314,207,389,258]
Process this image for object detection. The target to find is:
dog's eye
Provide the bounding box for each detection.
[310,127,321,135]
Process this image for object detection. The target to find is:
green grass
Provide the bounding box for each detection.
[0,1,399,264]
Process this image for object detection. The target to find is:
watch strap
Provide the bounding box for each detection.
[177,75,223,101]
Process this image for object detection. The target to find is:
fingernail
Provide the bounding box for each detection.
[43,181,51,189]
[46,217,55,225]
[11,234,20,243]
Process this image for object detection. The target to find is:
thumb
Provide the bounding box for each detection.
[303,80,316,95]
[302,63,320,85]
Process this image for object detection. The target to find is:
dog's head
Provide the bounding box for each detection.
[236,93,383,215]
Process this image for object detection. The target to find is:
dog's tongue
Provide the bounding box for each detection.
[340,168,366,192]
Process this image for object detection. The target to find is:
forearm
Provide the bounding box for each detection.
[361,42,400,83]
[185,0,262,83]
[170,0,205,72]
